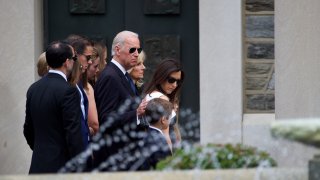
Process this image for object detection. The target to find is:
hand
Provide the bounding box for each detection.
[137,98,148,116]
[89,127,95,136]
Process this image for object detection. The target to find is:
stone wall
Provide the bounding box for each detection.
[0,0,43,174]
[244,0,275,113]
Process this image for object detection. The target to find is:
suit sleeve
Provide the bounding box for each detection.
[95,75,136,127]
[23,89,34,150]
[62,86,85,157]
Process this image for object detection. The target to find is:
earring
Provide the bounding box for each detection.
[80,65,83,69]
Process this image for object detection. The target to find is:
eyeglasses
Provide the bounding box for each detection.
[70,55,77,61]
[167,77,181,85]
[129,47,142,54]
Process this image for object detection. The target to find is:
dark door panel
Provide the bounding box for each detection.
[44,0,199,141]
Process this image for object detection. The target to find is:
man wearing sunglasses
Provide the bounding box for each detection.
[23,41,84,173]
[65,35,95,150]
[94,30,148,170]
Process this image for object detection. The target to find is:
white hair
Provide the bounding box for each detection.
[111,30,139,56]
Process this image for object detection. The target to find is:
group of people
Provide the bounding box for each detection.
[23,30,184,173]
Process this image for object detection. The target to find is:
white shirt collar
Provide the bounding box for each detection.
[49,69,67,81]
[111,59,126,75]
[149,126,164,135]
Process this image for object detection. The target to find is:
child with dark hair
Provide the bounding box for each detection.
[139,98,173,170]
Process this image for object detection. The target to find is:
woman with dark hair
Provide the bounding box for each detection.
[143,58,184,152]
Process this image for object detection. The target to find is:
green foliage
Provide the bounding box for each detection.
[156,143,277,170]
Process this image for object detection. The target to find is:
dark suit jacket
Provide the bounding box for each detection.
[94,61,139,168]
[23,72,84,174]
[138,127,172,170]
[95,62,137,126]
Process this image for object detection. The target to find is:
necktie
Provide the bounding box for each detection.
[125,72,137,95]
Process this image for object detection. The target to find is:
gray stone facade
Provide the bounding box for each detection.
[244,0,274,113]
[246,0,274,12]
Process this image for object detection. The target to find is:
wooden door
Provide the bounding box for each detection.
[44,0,199,141]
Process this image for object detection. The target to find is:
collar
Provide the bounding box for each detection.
[111,59,126,75]
[149,126,164,135]
[49,69,67,81]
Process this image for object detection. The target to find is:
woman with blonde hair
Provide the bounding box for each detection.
[93,41,107,84]
[128,50,146,95]
[37,52,49,77]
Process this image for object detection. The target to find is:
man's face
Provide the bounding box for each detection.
[78,45,93,73]
[117,36,140,70]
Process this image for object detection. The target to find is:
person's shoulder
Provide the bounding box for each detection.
[87,83,94,91]
[45,74,76,92]
[147,128,164,140]
[144,127,157,136]
[148,127,160,133]
[96,71,118,86]
[27,75,53,90]
[62,85,79,100]
[98,63,118,79]
[27,78,42,95]
[104,62,117,71]
[27,76,73,97]
[85,83,94,96]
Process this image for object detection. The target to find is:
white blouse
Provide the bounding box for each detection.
[145,91,176,120]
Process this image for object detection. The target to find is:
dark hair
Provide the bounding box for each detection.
[65,34,93,89]
[68,60,81,87]
[145,98,173,125]
[45,41,73,68]
[65,34,93,55]
[65,34,82,44]
[143,58,184,103]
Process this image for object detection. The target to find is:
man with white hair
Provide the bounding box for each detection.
[94,30,148,170]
